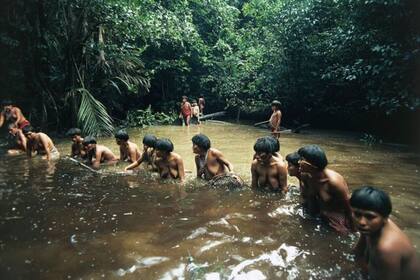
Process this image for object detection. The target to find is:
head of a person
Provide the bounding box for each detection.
[22,125,35,140]
[192,100,198,106]
[271,100,281,111]
[155,138,174,157]
[286,152,301,177]
[115,129,129,145]
[192,134,211,154]
[199,95,204,99]
[182,96,188,103]
[350,186,392,235]
[2,99,13,111]
[143,134,157,149]
[267,136,280,153]
[297,145,328,173]
[66,128,82,143]
[82,136,97,151]
[8,123,18,135]
[254,136,276,163]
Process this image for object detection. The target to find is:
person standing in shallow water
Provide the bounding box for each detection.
[251,136,288,193]
[114,130,141,163]
[298,145,354,233]
[125,134,158,172]
[351,186,420,280]
[23,126,59,161]
[269,100,282,139]
[179,96,192,126]
[198,95,205,115]
[154,138,185,182]
[83,136,117,169]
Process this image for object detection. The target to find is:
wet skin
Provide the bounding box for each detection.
[251,151,288,193]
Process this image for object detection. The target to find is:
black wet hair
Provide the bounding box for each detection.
[350,186,392,217]
[297,145,328,169]
[155,138,174,153]
[254,136,276,154]
[82,136,97,145]
[2,99,13,106]
[286,152,300,166]
[115,129,129,141]
[199,95,204,98]
[66,128,82,137]
[22,125,34,135]
[143,134,157,148]
[268,136,280,152]
[182,96,188,100]
[271,100,281,109]
[192,134,211,151]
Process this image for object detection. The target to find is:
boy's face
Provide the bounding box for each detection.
[182,98,187,103]
[351,208,386,235]
[155,149,165,158]
[255,151,272,163]
[115,138,123,146]
[287,163,299,177]
[192,143,203,154]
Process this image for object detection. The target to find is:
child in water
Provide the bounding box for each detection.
[191,100,200,124]
[125,134,158,172]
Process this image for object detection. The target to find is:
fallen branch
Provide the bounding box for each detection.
[67,157,100,174]
[200,111,226,120]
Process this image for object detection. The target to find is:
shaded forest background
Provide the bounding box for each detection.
[1,0,419,143]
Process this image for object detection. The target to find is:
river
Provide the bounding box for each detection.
[0,123,419,279]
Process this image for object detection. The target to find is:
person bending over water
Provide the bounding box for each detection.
[298,145,354,233]
[286,151,319,214]
[23,126,59,161]
[154,138,185,181]
[6,124,27,155]
[83,136,117,169]
[251,136,288,193]
[66,128,86,159]
[351,186,419,279]
[125,134,158,172]
[114,130,141,163]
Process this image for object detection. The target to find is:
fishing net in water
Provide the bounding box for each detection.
[207,173,244,190]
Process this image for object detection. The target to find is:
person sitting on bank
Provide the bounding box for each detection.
[286,151,318,213]
[6,123,27,155]
[191,100,201,125]
[125,134,158,172]
[154,138,185,181]
[23,126,59,161]
[66,128,86,159]
[114,129,141,163]
[269,100,282,139]
[298,145,354,233]
[351,186,420,279]
[251,136,288,193]
[83,136,117,169]
[179,96,192,126]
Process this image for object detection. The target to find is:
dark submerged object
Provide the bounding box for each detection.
[207,173,245,190]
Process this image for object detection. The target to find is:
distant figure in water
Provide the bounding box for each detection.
[269,100,282,138]
[83,136,117,169]
[6,123,26,155]
[114,129,141,163]
[66,128,86,159]
[23,126,59,161]
[198,95,205,115]
[191,100,200,125]
[154,138,185,181]
[0,99,30,152]
[125,134,158,172]
[179,96,192,126]
[351,186,420,279]
[286,151,318,214]
[298,145,354,233]
[251,136,288,193]
[192,134,243,189]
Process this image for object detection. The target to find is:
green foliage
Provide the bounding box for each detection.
[123,106,177,127]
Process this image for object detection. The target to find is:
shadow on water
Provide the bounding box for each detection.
[0,124,419,279]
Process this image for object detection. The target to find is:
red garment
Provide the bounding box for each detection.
[181,102,192,117]
[18,119,30,129]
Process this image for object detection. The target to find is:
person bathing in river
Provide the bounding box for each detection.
[154,138,185,181]
[269,100,282,139]
[351,186,420,279]
[286,151,319,213]
[6,123,27,155]
[191,100,201,125]
[179,96,192,126]
[114,130,141,163]
[125,134,158,172]
[298,145,354,233]
[66,128,86,159]
[251,136,288,193]
[23,126,59,161]
[83,136,117,169]
[1,100,30,152]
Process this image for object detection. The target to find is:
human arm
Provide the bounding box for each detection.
[40,134,52,161]
[0,112,4,127]
[213,150,233,172]
[195,156,204,178]
[372,247,402,280]
[125,153,144,171]
[330,179,355,231]
[251,161,259,189]
[92,149,102,169]
[177,156,185,182]
[128,145,138,163]
[12,107,24,127]
[277,162,288,194]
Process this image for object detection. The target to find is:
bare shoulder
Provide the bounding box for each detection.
[325,169,347,187]
[172,152,183,161]
[378,221,414,256]
[209,148,222,156]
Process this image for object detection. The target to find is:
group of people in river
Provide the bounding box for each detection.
[179,95,205,126]
[1,99,419,279]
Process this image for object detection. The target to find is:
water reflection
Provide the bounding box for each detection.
[0,123,419,279]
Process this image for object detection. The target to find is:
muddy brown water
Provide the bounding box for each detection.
[0,123,419,279]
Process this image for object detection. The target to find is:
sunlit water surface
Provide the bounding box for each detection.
[0,123,419,279]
